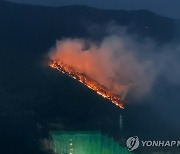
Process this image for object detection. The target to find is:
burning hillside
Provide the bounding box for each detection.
[49,60,124,109]
[48,38,156,109]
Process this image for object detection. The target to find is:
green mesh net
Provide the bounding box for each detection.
[50,131,131,154]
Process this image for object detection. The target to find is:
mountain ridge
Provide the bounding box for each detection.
[0,0,177,47]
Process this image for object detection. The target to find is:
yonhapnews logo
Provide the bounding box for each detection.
[126,136,139,151]
[126,136,180,151]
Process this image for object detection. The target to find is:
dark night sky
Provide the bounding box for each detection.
[6,0,180,19]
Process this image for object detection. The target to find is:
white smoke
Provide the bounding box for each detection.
[48,26,180,101]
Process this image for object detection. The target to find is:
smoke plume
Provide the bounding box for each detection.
[49,35,158,99]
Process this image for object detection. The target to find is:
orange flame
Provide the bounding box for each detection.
[49,60,124,109]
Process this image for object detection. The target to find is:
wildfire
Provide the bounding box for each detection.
[49,60,124,109]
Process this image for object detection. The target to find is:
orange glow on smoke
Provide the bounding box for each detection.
[49,60,124,109]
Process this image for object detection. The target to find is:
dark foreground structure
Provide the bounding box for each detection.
[50,131,130,154]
